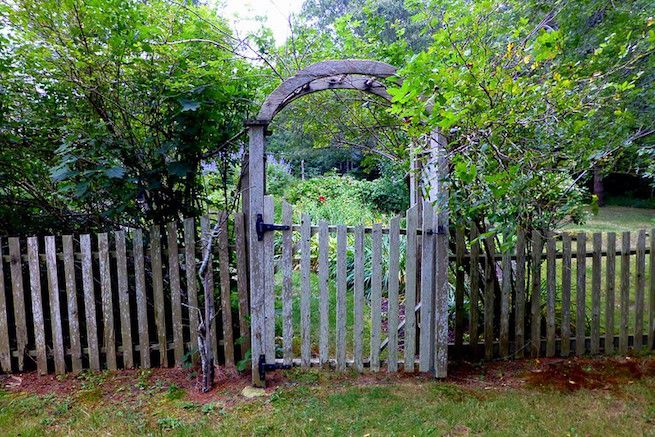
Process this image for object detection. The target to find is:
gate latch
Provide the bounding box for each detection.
[258,354,292,383]
[256,213,290,241]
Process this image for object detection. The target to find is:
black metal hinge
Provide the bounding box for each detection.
[255,213,290,241]
[258,354,292,384]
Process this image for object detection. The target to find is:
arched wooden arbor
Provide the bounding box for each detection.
[245,60,449,386]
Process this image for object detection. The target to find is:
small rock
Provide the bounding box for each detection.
[241,386,267,398]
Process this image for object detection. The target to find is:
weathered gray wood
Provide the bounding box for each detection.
[318,220,329,365]
[433,136,449,379]
[353,226,365,372]
[44,236,65,374]
[81,234,100,370]
[133,229,150,368]
[300,212,312,367]
[605,232,616,354]
[635,230,646,350]
[531,231,543,358]
[263,198,275,364]
[281,202,294,366]
[387,217,400,373]
[470,226,481,348]
[200,216,218,364]
[484,238,495,360]
[27,237,47,375]
[166,222,184,367]
[0,240,10,372]
[561,233,572,357]
[183,219,199,347]
[98,233,117,370]
[454,227,465,353]
[650,228,655,350]
[620,232,630,353]
[500,249,511,358]
[546,232,556,357]
[404,205,418,372]
[115,231,133,369]
[336,225,347,370]
[419,202,434,372]
[234,214,250,358]
[247,123,266,387]
[591,233,602,354]
[63,235,82,371]
[370,223,383,372]
[218,212,235,368]
[150,225,167,367]
[8,238,27,371]
[576,233,587,356]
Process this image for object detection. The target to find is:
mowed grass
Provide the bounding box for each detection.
[563,206,654,233]
[1,362,655,436]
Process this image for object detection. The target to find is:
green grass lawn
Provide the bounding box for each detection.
[1,357,654,435]
[563,206,654,233]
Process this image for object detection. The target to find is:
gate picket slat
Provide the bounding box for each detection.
[404,205,418,372]
[387,217,400,373]
[561,233,572,357]
[336,225,347,370]
[605,233,616,354]
[300,212,312,367]
[150,226,167,367]
[166,222,184,367]
[620,232,630,353]
[318,220,329,365]
[514,230,526,358]
[200,216,218,363]
[419,202,434,372]
[8,238,27,371]
[353,226,364,372]
[263,198,275,364]
[234,214,250,358]
[0,240,10,372]
[63,235,82,371]
[81,234,100,371]
[99,233,117,370]
[649,228,655,350]
[370,223,383,372]
[115,231,133,368]
[500,249,511,358]
[454,227,465,354]
[591,233,602,354]
[635,230,646,350]
[484,238,495,360]
[281,202,294,366]
[184,219,199,348]
[531,231,543,358]
[45,236,65,374]
[133,229,150,368]
[218,213,235,368]
[27,237,47,375]
[546,232,556,357]
[576,233,587,355]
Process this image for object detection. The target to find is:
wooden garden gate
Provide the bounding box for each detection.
[245,60,450,386]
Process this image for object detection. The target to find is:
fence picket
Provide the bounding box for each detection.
[515,230,526,358]
[387,217,400,372]
[455,227,465,354]
[591,233,602,354]
[500,249,511,358]
[605,233,616,354]
[336,225,347,370]
[300,212,312,368]
[200,216,218,363]
[419,202,434,371]
[318,220,329,365]
[218,212,235,368]
[650,229,655,350]
[0,240,10,372]
[63,235,82,371]
[353,226,364,372]
[8,238,27,371]
[184,219,199,351]
[404,205,418,372]
[635,230,646,350]
[99,233,117,370]
[115,231,133,369]
[263,198,276,364]
[370,223,383,372]
[150,226,167,367]
[561,233,572,357]
[281,202,294,366]
[27,237,47,375]
[576,233,587,356]
[546,232,556,357]
[531,231,543,358]
[234,214,250,358]
[620,232,630,353]
[167,222,184,367]
[484,238,495,360]
[133,229,150,368]
[81,234,100,370]
[45,236,65,374]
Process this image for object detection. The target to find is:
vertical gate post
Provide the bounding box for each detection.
[247,121,267,387]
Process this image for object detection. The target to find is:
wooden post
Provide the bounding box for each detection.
[433,131,449,378]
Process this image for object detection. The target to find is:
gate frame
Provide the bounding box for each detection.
[245,59,449,386]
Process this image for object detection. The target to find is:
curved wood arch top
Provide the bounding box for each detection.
[256,59,398,122]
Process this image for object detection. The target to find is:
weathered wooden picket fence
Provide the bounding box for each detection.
[0,213,250,375]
